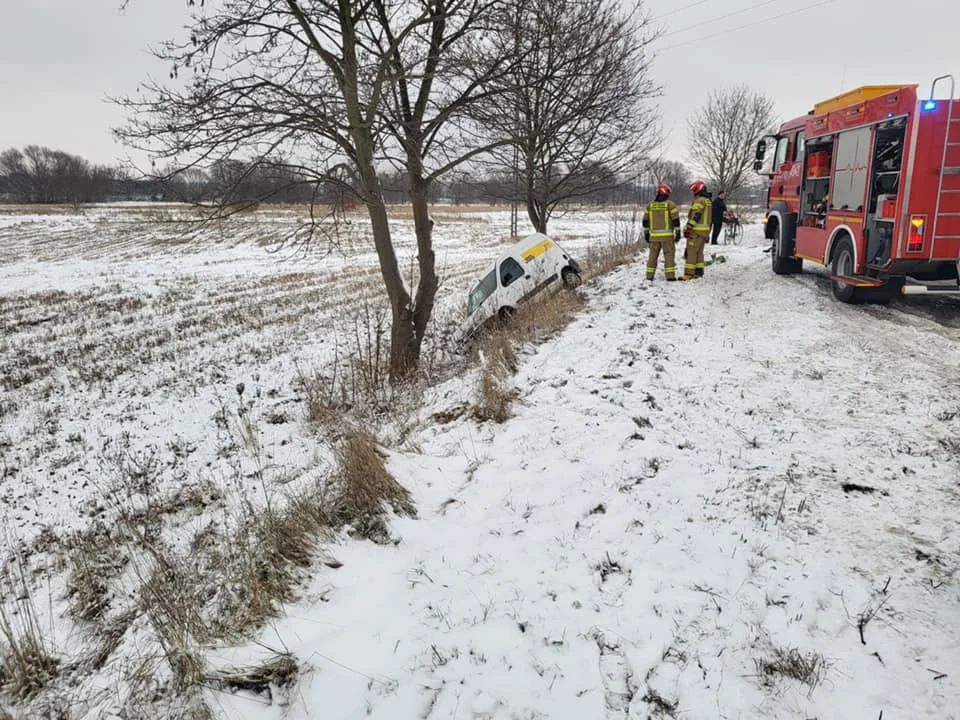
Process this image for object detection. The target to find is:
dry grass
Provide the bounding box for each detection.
[384,203,511,221]
[91,394,341,661]
[127,486,335,647]
[136,550,211,650]
[465,279,586,353]
[87,609,137,672]
[584,231,641,279]
[298,363,342,428]
[465,282,585,424]
[0,204,80,216]
[214,486,334,633]
[472,331,520,423]
[207,652,299,701]
[503,285,586,343]
[474,370,520,424]
[0,559,60,701]
[63,525,123,623]
[332,429,416,542]
[297,305,392,430]
[755,646,828,691]
[642,689,678,718]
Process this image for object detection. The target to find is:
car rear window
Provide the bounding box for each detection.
[468,269,497,316]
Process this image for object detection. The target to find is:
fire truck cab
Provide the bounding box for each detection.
[755,76,960,302]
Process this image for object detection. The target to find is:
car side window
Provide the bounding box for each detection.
[499,257,524,287]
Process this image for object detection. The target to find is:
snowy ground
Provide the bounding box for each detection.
[0,203,623,716]
[2,205,958,718]
[0,204,611,554]
[212,228,960,719]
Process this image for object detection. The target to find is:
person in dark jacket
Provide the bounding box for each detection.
[710,190,727,245]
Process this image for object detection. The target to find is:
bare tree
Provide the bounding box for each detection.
[0,149,30,201]
[0,146,119,203]
[686,85,776,197]
[478,0,660,233]
[644,158,691,204]
[116,0,511,380]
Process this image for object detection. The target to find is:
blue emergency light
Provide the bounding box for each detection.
[923,99,937,111]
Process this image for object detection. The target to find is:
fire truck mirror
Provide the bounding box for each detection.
[755,139,766,162]
[755,135,779,175]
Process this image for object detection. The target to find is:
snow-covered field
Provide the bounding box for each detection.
[2,204,958,719]
[0,204,609,550]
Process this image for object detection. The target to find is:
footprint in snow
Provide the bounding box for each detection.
[592,630,636,717]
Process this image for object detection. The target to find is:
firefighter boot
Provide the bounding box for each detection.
[682,244,696,281]
[684,236,705,278]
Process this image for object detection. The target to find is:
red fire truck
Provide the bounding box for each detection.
[754,76,960,302]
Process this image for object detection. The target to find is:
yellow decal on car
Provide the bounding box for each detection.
[521,239,554,263]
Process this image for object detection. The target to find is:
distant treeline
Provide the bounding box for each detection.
[0,146,669,207]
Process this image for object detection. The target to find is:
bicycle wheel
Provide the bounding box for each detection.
[730,222,743,245]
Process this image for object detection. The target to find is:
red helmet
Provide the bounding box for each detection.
[656,183,672,197]
[689,180,707,195]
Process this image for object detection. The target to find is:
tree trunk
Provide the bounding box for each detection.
[338,2,418,383]
[361,178,417,381]
[353,146,415,382]
[524,161,547,233]
[408,172,438,369]
[526,198,547,234]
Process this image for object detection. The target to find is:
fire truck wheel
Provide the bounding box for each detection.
[771,219,802,275]
[830,236,861,304]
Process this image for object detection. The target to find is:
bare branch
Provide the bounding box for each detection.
[113,0,515,380]
[686,85,776,197]
[473,0,661,232]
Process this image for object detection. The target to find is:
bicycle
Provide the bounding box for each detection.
[722,213,743,245]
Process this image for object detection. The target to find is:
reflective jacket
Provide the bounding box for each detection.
[643,197,680,239]
[687,193,713,234]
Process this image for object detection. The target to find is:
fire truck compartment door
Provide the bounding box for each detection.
[832,126,872,212]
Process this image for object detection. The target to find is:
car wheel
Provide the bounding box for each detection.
[561,267,582,288]
[498,306,516,322]
[830,236,861,303]
[771,219,802,275]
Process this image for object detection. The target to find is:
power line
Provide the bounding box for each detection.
[658,0,836,52]
[654,0,711,21]
[660,0,784,39]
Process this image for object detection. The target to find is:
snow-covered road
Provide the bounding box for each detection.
[221,235,960,719]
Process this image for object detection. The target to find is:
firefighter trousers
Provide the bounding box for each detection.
[646,238,676,280]
[684,232,708,278]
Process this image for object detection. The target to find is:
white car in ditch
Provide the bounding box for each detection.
[459,232,582,340]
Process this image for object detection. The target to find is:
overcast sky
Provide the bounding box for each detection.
[1,0,957,171]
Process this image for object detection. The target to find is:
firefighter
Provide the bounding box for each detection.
[642,183,681,281]
[683,180,712,279]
